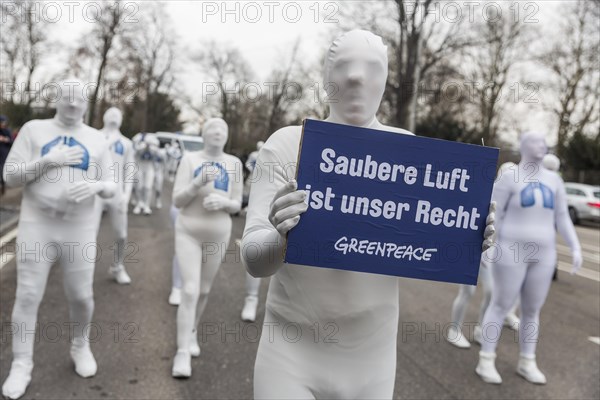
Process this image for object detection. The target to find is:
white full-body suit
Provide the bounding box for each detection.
[446,163,521,349]
[153,147,167,209]
[242,30,495,400]
[240,141,265,322]
[167,141,182,182]
[94,107,134,284]
[476,132,582,385]
[1,80,116,400]
[171,118,243,378]
[168,204,183,306]
[131,132,160,215]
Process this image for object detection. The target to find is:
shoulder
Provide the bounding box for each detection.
[20,119,47,133]
[379,124,414,136]
[262,125,302,153]
[225,154,243,166]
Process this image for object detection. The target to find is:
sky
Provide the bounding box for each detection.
[3,0,576,144]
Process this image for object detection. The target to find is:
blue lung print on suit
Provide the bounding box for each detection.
[41,136,90,170]
[193,162,229,192]
[520,182,554,209]
[112,140,124,155]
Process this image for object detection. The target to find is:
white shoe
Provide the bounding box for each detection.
[156,198,163,209]
[133,205,142,215]
[2,358,33,400]
[172,350,191,378]
[476,351,502,384]
[143,206,152,215]
[241,296,258,322]
[517,354,546,384]
[168,287,181,306]
[190,331,201,357]
[70,338,97,378]
[109,264,131,285]
[446,326,470,349]
[504,313,520,331]
[473,325,483,345]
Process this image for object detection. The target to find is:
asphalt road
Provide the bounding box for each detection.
[1,183,598,399]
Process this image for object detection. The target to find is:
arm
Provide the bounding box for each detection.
[490,170,513,237]
[241,145,308,278]
[68,143,116,202]
[2,124,83,187]
[122,140,135,204]
[172,155,216,209]
[554,177,582,274]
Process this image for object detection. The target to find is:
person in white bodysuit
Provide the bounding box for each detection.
[171,118,243,378]
[131,132,160,215]
[476,132,582,385]
[167,140,182,182]
[241,30,496,399]
[153,146,167,209]
[1,80,116,400]
[168,203,183,306]
[446,163,521,349]
[95,107,135,284]
[240,141,265,322]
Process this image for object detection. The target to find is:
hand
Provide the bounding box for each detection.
[192,164,218,188]
[68,181,103,203]
[203,193,227,211]
[482,201,496,252]
[268,179,308,236]
[571,251,583,275]
[44,145,84,166]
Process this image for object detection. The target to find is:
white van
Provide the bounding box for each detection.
[155,132,204,153]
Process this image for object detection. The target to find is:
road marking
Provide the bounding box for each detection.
[0,227,18,271]
[588,337,600,345]
[558,261,600,282]
[557,244,600,264]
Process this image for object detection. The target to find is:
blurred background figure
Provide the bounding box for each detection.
[0,115,13,195]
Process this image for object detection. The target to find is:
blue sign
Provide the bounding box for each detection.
[284,119,499,285]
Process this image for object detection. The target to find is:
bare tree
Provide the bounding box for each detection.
[541,0,600,157]
[338,0,472,131]
[464,12,524,146]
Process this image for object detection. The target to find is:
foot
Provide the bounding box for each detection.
[241,296,258,322]
[473,325,483,345]
[70,338,97,378]
[504,313,520,331]
[109,264,132,285]
[476,351,502,384]
[517,354,546,384]
[133,205,142,215]
[2,359,33,400]
[143,206,152,215]
[190,331,201,358]
[172,350,191,378]
[156,198,163,209]
[445,326,470,349]
[168,287,181,306]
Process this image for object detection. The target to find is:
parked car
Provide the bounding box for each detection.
[154,132,204,152]
[565,182,600,224]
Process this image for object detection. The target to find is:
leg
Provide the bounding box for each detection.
[477,242,528,384]
[173,230,202,377]
[3,223,54,399]
[60,229,97,378]
[515,253,556,384]
[142,164,155,214]
[241,272,261,322]
[446,284,476,348]
[107,200,131,284]
[169,206,182,305]
[154,166,164,209]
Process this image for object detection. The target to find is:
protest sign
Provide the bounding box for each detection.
[284,119,499,285]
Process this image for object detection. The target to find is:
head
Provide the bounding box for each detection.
[542,153,561,172]
[257,141,264,151]
[55,78,88,126]
[520,131,548,162]
[202,118,228,149]
[103,107,123,129]
[324,30,388,126]
[0,115,6,128]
